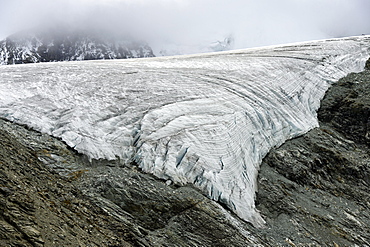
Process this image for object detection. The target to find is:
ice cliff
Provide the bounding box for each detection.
[0,36,369,227]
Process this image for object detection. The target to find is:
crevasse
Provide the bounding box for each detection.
[0,36,369,227]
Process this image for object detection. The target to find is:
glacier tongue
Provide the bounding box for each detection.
[0,36,369,227]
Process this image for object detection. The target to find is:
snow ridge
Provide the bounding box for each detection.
[0,36,369,227]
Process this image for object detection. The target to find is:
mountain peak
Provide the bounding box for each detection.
[0,26,155,65]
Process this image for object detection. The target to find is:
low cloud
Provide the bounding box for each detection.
[1,0,369,55]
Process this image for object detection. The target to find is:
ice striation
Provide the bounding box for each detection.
[0,36,370,227]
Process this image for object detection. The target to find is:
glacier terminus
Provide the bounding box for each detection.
[0,36,369,227]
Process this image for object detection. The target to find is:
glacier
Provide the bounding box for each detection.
[0,36,369,227]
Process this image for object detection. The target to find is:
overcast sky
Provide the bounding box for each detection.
[0,0,369,55]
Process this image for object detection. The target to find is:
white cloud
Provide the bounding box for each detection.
[0,0,369,54]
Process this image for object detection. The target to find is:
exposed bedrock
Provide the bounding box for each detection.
[252,59,370,246]
[0,118,263,246]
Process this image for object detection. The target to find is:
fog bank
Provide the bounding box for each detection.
[0,0,369,55]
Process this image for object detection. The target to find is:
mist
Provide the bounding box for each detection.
[0,0,369,55]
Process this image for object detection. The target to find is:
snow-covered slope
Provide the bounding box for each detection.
[0,36,369,227]
[0,29,154,65]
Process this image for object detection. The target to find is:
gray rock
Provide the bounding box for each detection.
[0,121,138,246]
[249,59,370,246]
[0,118,261,246]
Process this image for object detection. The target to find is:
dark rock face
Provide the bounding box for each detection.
[0,58,369,246]
[319,71,370,147]
[0,119,262,246]
[251,61,370,246]
[0,122,139,246]
[0,27,154,65]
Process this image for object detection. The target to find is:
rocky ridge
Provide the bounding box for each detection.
[0,27,154,65]
[0,59,369,246]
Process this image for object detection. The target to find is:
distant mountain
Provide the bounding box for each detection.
[0,27,155,65]
[158,35,235,56]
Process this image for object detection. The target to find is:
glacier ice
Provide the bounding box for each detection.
[0,36,369,227]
